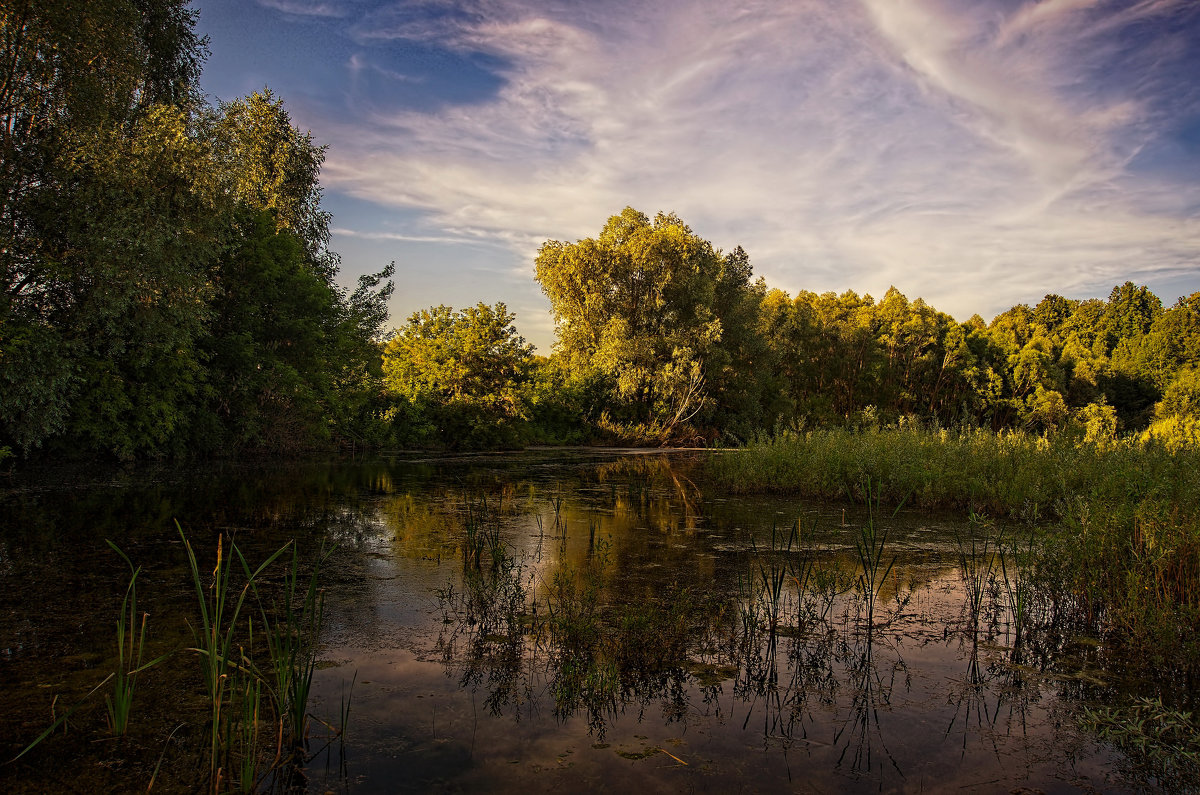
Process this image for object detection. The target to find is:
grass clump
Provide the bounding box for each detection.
[1081,697,1200,791]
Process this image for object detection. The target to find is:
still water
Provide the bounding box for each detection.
[0,451,1139,792]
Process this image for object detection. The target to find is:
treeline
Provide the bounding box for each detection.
[383,208,1200,449]
[0,1,393,460]
[3,2,1195,460]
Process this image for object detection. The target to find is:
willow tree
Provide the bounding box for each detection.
[534,208,730,434]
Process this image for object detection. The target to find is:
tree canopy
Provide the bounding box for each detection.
[0,1,393,459]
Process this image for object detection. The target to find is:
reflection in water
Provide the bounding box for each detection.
[403,457,1122,792]
[0,452,1160,792]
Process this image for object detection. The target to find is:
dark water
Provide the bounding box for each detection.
[0,451,1147,792]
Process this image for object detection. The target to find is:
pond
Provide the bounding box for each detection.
[0,450,1159,792]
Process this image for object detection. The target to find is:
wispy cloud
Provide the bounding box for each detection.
[331,226,488,245]
[257,0,349,18]
[313,0,1200,322]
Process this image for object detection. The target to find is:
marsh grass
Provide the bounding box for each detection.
[463,499,502,570]
[710,426,1200,671]
[954,517,996,637]
[245,542,332,762]
[12,541,166,763]
[708,425,1199,518]
[997,530,1035,649]
[853,483,900,632]
[178,525,286,787]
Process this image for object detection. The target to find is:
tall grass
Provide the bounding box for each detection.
[178,523,287,788]
[103,541,167,736]
[245,542,332,762]
[709,425,1199,517]
[709,426,1200,670]
[853,484,898,632]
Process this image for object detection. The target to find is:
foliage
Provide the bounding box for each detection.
[0,2,393,460]
[709,425,1200,670]
[382,302,533,449]
[535,208,744,438]
[1081,697,1200,790]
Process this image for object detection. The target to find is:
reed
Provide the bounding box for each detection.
[853,482,897,632]
[178,523,287,788]
[997,530,1035,648]
[244,542,332,761]
[955,517,996,636]
[104,540,167,736]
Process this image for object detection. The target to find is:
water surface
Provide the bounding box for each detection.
[0,451,1142,792]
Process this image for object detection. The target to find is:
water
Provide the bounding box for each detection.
[0,451,1150,792]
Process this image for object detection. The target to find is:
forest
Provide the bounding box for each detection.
[2,2,1198,462]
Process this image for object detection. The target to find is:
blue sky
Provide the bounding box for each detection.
[195,0,1200,351]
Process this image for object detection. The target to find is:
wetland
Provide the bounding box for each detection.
[0,450,1194,792]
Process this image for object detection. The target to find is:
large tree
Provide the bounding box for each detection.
[0,0,213,454]
[534,208,729,434]
[0,3,393,458]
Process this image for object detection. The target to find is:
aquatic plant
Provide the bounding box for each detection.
[463,498,504,570]
[954,517,996,637]
[709,426,1200,672]
[104,540,167,736]
[178,523,287,789]
[245,541,332,763]
[1081,697,1200,790]
[853,483,898,632]
[997,530,1035,649]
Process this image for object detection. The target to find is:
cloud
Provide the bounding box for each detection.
[312,0,1200,323]
[257,0,348,18]
[331,226,489,245]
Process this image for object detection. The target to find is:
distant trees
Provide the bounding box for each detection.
[381,302,533,448]
[525,208,1200,447]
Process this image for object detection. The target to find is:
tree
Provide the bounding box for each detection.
[382,302,533,448]
[535,208,727,435]
[210,90,333,274]
[0,0,210,454]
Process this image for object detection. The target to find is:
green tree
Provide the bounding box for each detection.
[535,208,728,437]
[0,0,209,454]
[382,302,533,448]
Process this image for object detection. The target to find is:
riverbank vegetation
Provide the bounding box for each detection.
[4,6,1198,460]
[712,425,1200,676]
[0,1,393,461]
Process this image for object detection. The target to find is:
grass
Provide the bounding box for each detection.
[177,523,337,791]
[245,542,332,763]
[954,518,995,637]
[709,425,1200,671]
[708,424,1199,518]
[104,540,168,736]
[853,483,899,632]
[179,525,285,787]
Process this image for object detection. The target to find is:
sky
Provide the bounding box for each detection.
[194,0,1200,351]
